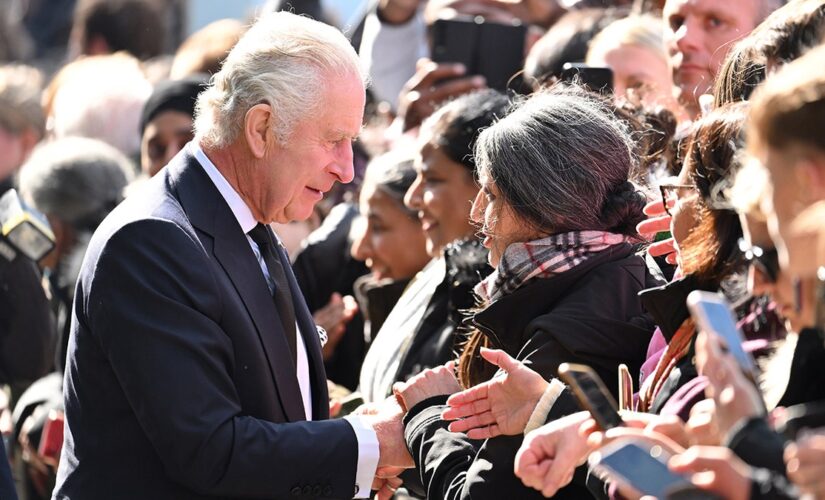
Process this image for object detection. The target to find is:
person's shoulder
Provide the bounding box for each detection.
[83,175,201,273]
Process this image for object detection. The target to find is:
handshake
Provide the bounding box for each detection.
[347,362,463,499]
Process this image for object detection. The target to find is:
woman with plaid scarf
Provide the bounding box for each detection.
[390,85,660,500]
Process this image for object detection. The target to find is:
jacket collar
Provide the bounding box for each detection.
[639,273,715,342]
[471,243,636,353]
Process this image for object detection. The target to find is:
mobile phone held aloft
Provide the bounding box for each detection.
[560,63,614,94]
[686,291,760,382]
[558,363,623,431]
[429,17,526,92]
[589,439,702,500]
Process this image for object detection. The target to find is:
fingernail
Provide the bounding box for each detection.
[472,76,486,86]
[454,63,466,73]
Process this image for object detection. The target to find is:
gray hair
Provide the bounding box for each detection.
[18,137,134,229]
[194,11,367,148]
[474,85,645,236]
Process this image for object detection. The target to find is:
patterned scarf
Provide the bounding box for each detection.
[474,231,634,303]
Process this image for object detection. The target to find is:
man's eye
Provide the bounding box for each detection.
[706,16,724,29]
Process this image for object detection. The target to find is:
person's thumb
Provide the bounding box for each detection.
[480,347,519,372]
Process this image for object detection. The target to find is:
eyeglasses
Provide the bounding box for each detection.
[738,238,780,283]
[659,183,696,217]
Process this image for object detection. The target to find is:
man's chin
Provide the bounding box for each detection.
[676,75,713,100]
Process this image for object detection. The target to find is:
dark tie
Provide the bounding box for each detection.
[248,223,298,365]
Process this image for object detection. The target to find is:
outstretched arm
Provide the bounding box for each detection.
[442,348,550,439]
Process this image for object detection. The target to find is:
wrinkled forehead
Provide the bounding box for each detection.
[663,0,759,20]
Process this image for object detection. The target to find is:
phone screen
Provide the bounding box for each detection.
[559,364,623,430]
[597,443,692,498]
[688,293,758,378]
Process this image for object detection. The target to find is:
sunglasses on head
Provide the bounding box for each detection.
[738,238,780,283]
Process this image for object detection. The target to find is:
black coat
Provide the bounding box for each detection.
[404,243,658,500]
[55,149,359,499]
[391,239,491,391]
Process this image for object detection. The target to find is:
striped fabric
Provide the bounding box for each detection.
[474,231,633,303]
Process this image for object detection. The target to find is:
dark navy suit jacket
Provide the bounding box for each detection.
[53,149,359,499]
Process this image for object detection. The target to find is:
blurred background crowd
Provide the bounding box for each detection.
[2,0,825,498]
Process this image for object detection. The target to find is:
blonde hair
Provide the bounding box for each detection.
[0,64,45,135]
[45,53,151,155]
[586,15,667,65]
[194,11,367,149]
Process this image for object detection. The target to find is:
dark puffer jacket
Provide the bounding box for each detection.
[403,243,659,500]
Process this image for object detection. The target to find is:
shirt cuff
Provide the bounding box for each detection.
[343,414,380,498]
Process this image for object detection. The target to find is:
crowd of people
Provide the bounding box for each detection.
[1,0,825,499]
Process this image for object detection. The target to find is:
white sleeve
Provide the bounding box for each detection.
[342,414,380,498]
[358,8,428,110]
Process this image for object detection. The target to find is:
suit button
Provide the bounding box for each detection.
[302,485,312,496]
[323,486,333,496]
[354,485,360,496]
[290,486,302,496]
[312,485,322,496]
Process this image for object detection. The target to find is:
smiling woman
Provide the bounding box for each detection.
[357,89,510,404]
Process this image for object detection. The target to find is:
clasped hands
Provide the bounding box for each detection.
[356,361,463,499]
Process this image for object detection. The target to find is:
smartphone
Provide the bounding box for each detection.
[618,364,633,412]
[430,17,526,91]
[558,363,623,431]
[337,392,365,417]
[776,401,825,440]
[38,410,64,462]
[589,439,695,499]
[560,63,614,94]
[686,291,760,382]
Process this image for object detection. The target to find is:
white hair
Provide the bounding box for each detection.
[49,53,152,156]
[194,11,367,149]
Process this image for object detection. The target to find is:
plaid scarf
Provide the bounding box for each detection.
[474,231,633,303]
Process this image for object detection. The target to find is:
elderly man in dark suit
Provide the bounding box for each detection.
[53,12,411,500]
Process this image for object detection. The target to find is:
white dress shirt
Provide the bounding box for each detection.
[192,143,379,498]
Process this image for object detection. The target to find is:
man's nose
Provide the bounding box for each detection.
[674,17,704,57]
[331,142,355,184]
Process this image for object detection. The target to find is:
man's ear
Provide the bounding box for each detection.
[244,103,274,159]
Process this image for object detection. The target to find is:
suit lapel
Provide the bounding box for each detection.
[170,148,306,422]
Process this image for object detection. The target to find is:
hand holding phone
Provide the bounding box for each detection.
[589,439,697,499]
[686,291,759,382]
[430,17,526,91]
[558,363,623,431]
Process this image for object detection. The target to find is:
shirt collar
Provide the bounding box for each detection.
[191,142,257,235]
